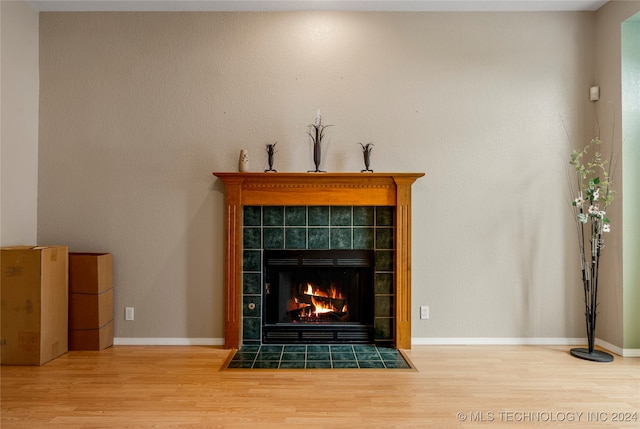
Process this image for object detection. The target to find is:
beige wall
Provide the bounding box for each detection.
[1,0,39,246]
[38,11,601,343]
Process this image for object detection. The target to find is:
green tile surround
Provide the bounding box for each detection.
[242,206,395,346]
[226,344,411,369]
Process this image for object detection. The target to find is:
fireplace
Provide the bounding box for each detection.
[263,249,375,343]
[213,172,424,349]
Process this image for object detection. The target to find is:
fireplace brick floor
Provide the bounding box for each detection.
[225,344,412,369]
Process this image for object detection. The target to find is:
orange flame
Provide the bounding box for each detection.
[296,283,347,317]
[304,283,343,299]
[311,296,334,314]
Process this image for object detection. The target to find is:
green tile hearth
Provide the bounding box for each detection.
[225,344,411,369]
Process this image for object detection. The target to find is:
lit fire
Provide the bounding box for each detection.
[304,283,341,299]
[292,283,347,318]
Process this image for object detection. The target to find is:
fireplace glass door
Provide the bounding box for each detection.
[263,249,375,343]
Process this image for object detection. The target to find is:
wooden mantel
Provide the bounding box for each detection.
[213,172,424,349]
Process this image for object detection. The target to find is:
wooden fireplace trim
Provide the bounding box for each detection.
[212,172,425,349]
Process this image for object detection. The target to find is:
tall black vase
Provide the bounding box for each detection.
[308,123,329,173]
[570,284,613,362]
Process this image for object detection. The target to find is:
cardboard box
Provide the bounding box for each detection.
[69,288,113,330]
[68,252,113,351]
[69,320,113,351]
[69,253,112,294]
[1,246,69,365]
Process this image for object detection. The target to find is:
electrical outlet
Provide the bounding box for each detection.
[420,305,430,320]
[125,307,135,321]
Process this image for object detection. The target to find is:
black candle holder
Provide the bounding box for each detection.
[308,117,332,173]
[265,143,277,172]
[359,142,374,172]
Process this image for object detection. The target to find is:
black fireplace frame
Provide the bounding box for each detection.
[262,249,375,344]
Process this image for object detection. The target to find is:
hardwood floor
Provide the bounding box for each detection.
[1,345,638,428]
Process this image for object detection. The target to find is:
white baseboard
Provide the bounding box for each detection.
[411,337,585,346]
[113,337,584,347]
[111,337,639,357]
[595,338,640,358]
[114,338,224,346]
[412,337,640,357]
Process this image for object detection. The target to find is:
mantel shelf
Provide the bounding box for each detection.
[213,172,425,178]
[213,172,425,206]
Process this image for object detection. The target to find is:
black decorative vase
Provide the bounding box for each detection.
[570,266,613,362]
[570,302,613,362]
[265,143,277,172]
[307,118,331,173]
[311,130,323,172]
[359,143,374,172]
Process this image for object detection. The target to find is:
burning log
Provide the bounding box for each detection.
[287,306,349,322]
[295,294,345,311]
[287,282,349,322]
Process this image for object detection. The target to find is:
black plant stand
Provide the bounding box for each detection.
[570,347,614,362]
